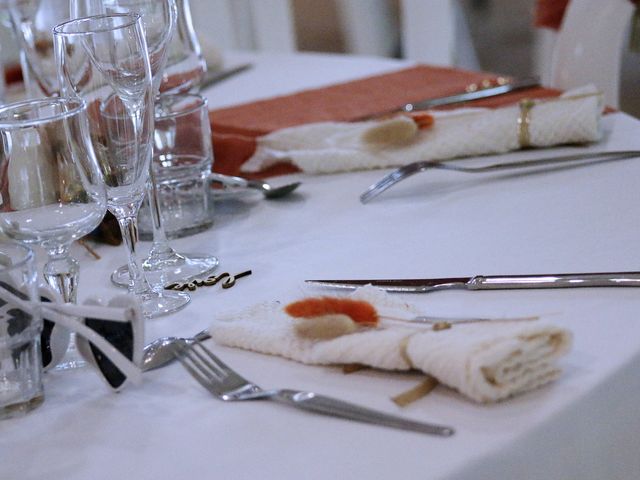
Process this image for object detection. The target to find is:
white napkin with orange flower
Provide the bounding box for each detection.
[209,286,572,403]
[241,86,602,174]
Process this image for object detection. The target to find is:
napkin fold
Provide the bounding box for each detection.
[209,64,561,177]
[241,86,603,175]
[209,287,572,403]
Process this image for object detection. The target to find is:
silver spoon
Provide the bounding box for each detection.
[142,330,211,372]
[209,173,301,199]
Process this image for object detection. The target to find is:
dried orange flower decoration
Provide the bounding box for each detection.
[285,297,379,326]
[409,112,435,130]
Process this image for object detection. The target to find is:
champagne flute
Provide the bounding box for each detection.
[72,0,219,288]
[53,13,189,318]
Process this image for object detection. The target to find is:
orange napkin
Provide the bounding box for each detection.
[209,65,561,178]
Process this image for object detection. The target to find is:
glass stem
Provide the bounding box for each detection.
[116,214,151,295]
[145,170,184,286]
[146,167,176,263]
[43,244,78,303]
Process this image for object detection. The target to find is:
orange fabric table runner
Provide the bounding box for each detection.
[208,65,560,178]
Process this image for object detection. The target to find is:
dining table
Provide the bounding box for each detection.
[3,50,640,480]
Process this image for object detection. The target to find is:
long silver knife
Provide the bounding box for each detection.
[402,76,541,112]
[306,272,640,293]
[200,63,253,90]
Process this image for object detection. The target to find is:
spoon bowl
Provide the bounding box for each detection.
[142,330,211,371]
[209,173,301,199]
[250,179,301,199]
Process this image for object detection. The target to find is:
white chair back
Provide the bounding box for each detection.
[549,0,635,108]
[336,0,478,68]
[190,0,296,52]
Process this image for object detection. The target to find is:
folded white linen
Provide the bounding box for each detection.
[242,86,603,174]
[209,286,572,403]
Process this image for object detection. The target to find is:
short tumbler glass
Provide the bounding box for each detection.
[0,243,43,420]
[139,93,214,239]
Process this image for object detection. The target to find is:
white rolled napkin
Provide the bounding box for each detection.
[209,286,572,403]
[242,86,603,174]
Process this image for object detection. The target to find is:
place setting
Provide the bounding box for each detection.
[0,13,631,403]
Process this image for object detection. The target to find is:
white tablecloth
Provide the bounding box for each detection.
[3,51,640,480]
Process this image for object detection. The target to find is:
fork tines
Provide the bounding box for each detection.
[174,340,256,399]
[174,341,226,395]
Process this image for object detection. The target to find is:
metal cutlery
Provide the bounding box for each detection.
[209,172,301,199]
[174,340,454,437]
[306,271,640,293]
[357,76,542,120]
[401,76,541,113]
[360,150,640,203]
[200,63,253,90]
[142,330,211,372]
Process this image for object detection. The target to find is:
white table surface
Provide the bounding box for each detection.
[3,51,640,480]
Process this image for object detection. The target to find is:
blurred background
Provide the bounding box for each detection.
[2,0,638,116]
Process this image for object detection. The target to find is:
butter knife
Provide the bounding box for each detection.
[306,272,640,293]
[402,76,540,112]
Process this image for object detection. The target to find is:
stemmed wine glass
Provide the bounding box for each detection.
[3,0,70,98]
[0,97,107,369]
[53,13,189,318]
[71,0,218,288]
[0,97,106,303]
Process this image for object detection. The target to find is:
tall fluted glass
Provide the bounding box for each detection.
[72,0,218,288]
[53,13,189,318]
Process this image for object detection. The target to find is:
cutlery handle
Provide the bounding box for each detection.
[468,272,640,290]
[404,76,540,112]
[208,173,249,189]
[201,64,252,89]
[272,389,454,437]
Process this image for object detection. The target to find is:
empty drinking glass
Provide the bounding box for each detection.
[54,13,189,318]
[75,0,218,288]
[0,243,43,419]
[0,97,106,304]
[0,97,107,369]
[140,93,216,239]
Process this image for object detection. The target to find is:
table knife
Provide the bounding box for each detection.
[401,75,541,112]
[306,272,640,293]
[200,63,253,89]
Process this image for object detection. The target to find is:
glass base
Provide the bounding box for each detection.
[50,333,86,371]
[141,289,190,319]
[110,253,219,289]
[0,393,44,420]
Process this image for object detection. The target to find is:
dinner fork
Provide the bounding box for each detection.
[174,340,454,437]
[360,150,640,203]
